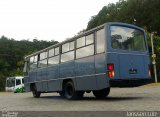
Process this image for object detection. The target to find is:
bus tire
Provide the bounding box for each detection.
[32,85,41,98]
[64,81,84,100]
[93,88,110,99]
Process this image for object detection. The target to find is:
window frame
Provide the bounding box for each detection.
[29,55,38,70]
[47,46,60,67]
[75,32,95,59]
[61,41,75,63]
[96,28,105,54]
[76,33,94,49]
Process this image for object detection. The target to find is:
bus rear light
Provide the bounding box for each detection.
[107,64,115,78]
[107,64,114,70]
[108,71,115,78]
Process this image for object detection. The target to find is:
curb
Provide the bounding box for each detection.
[145,83,160,86]
[0,92,12,94]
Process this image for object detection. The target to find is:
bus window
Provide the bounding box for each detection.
[49,48,54,57]
[34,55,38,62]
[55,47,59,55]
[16,79,21,86]
[69,41,75,50]
[30,56,34,64]
[96,29,105,53]
[22,78,24,84]
[86,34,94,45]
[61,51,74,63]
[76,45,94,59]
[110,26,146,51]
[40,51,48,60]
[62,43,69,53]
[48,55,59,66]
[23,61,28,73]
[77,37,85,48]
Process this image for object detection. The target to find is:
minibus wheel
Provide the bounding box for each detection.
[32,85,41,98]
[93,88,110,99]
[64,81,84,100]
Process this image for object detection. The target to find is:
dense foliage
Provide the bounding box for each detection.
[87,0,160,34]
[0,36,58,91]
[87,0,160,82]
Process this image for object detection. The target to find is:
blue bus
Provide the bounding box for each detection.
[23,22,151,100]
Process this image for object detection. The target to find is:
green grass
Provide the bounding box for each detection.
[145,83,160,86]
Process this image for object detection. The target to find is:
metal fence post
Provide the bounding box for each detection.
[150,33,158,83]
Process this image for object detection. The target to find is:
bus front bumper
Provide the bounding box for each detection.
[110,78,152,87]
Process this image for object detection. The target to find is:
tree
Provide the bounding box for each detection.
[0,36,58,91]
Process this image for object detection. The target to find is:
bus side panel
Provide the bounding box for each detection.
[95,53,109,90]
[24,75,31,92]
[59,61,77,90]
[42,81,48,92]
[47,65,59,80]
[28,70,37,83]
[36,68,47,81]
[59,61,75,78]
[25,70,37,92]
[24,83,30,92]
[75,56,96,90]
[48,80,61,91]
[47,65,61,91]
[36,82,42,91]
[36,69,46,91]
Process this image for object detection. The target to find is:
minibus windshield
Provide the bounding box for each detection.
[6,78,15,87]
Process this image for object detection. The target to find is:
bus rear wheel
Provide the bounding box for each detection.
[64,81,84,100]
[32,85,41,98]
[93,88,110,99]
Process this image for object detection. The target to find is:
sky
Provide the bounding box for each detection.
[0,0,118,42]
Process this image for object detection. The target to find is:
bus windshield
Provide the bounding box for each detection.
[6,78,15,87]
[110,26,146,51]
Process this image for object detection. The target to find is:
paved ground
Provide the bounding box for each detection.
[0,85,160,111]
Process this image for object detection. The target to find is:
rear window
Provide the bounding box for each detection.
[110,26,146,51]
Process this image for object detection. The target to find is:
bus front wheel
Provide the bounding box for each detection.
[64,81,84,100]
[93,88,110,99]
[32,85,41,98]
